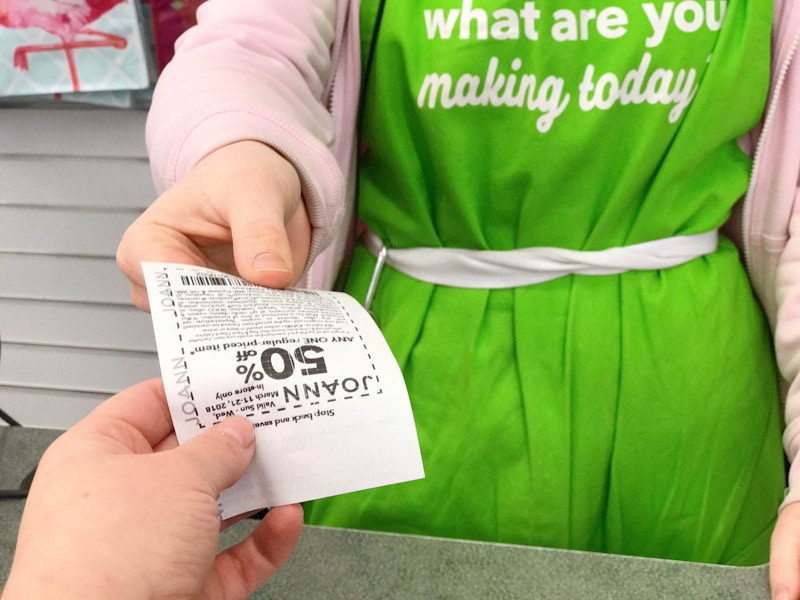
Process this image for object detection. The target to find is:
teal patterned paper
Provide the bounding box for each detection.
[0,0,150,96]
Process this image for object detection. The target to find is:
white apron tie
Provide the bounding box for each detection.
[362,229,719,310]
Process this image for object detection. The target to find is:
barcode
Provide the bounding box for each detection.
[180,275,253,287]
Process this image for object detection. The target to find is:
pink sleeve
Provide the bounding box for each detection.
[777,215,800,510]
[145,0,345,271]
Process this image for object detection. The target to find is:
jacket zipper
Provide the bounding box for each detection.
[741,24,800,275]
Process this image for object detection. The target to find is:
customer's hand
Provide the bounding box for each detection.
[117,140,311,310]
[771,501,800,600]
[2,378,303,600]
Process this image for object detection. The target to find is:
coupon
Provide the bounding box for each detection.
[142,262,424,519]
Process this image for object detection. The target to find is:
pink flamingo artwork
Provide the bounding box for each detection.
[0,0,128,92]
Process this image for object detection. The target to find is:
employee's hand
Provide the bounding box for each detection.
[2,378,303,600]
[117,140,311,310]
[770,501,800,600]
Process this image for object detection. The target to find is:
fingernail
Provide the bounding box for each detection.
[252,252,289,273]
[216,416,255,448]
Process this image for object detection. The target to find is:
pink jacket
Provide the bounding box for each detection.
[146,0,800,507]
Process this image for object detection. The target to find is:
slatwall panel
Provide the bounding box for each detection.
[0,108,161,428]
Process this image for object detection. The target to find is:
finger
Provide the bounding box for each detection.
[173,416,256,494]
[226,190,296,289]
[229,198,311,288]
[153,430,178,453]
[208,504,304,598]
[130,282,151,312]
[84,378,174,449]
[284,199,312,279]
[207,142,308,288]
[770,505,800,600]
[117,220,210,311]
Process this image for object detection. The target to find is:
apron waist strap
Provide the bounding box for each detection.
[364,229,719,291]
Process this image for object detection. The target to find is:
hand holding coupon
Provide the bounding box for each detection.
[142,262,424,519]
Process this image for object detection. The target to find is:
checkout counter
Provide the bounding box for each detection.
[0,425,772,599]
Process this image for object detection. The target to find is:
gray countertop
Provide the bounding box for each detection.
[0,426,772,599]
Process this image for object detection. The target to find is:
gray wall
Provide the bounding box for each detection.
[0,107,160,429]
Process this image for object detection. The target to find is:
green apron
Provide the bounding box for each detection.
[306,0,785,565]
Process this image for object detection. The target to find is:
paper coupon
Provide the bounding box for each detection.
[142,262,424,519]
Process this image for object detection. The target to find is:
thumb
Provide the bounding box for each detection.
[228,192,294,289]
[176,416,257,495]
[227,188,310,290]
[770,503,800,600]
[213,144,310,289]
